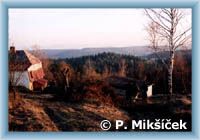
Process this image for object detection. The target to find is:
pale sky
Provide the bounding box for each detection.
[9,8,191,50]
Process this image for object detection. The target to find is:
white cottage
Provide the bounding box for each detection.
[9,46,47,90]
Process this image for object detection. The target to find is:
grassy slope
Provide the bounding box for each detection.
[9,92,129,131]
[9,93,58,131]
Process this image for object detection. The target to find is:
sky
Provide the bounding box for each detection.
[9,8,191,50]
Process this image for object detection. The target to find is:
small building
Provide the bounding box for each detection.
[146,84,153,97]
[9,46,47,91]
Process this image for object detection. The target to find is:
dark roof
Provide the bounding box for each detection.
[9,50,41,71]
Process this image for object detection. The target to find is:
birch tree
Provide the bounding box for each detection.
[145,8,191,96]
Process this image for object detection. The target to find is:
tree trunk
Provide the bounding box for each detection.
[168,51,175,96]
[66,76,69,88]
[64,76,69,93]
[11,85,16,100]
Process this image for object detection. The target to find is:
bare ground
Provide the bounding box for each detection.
[9,92,129,131]
[9,90,191,131]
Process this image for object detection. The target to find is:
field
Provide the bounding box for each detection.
[9,78,191,131]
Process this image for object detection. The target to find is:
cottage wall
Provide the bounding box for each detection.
[12,71,31,90]
[12,62,43,91]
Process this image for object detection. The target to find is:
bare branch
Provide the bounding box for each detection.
[145,9,171,32]
[151,9,171,24]
[175,35,191,49]
[174,27,191,44]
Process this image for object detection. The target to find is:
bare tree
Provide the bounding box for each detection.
[145,8,191,96]
[59,61,74,92]
[102,65,111,78]
[30,44,54,81]
[118,59,127,77]
[83,59,101,81]
[9,47,25,99]
[50,61,74,94]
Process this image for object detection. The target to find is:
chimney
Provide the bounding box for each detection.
[10,46,16,54]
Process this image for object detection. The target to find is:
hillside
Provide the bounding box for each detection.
[41,46,152,59]
[9,87,130,131]
[9,78,191,131]
[144,49,192,60]
[9,90,191,131]
[9,50,191,131]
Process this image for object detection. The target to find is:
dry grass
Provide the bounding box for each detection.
[82,103,129,122]
[8,85,191,131]
[9,89,130,131]
[9,93,58,131]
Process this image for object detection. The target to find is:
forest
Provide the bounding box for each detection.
[46,50,191,96]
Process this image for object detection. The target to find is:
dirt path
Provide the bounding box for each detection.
[9,94,58,131]
[10,92,129,131]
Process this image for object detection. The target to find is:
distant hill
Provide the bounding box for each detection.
[41,46,152,59]
[144,49,192,60]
